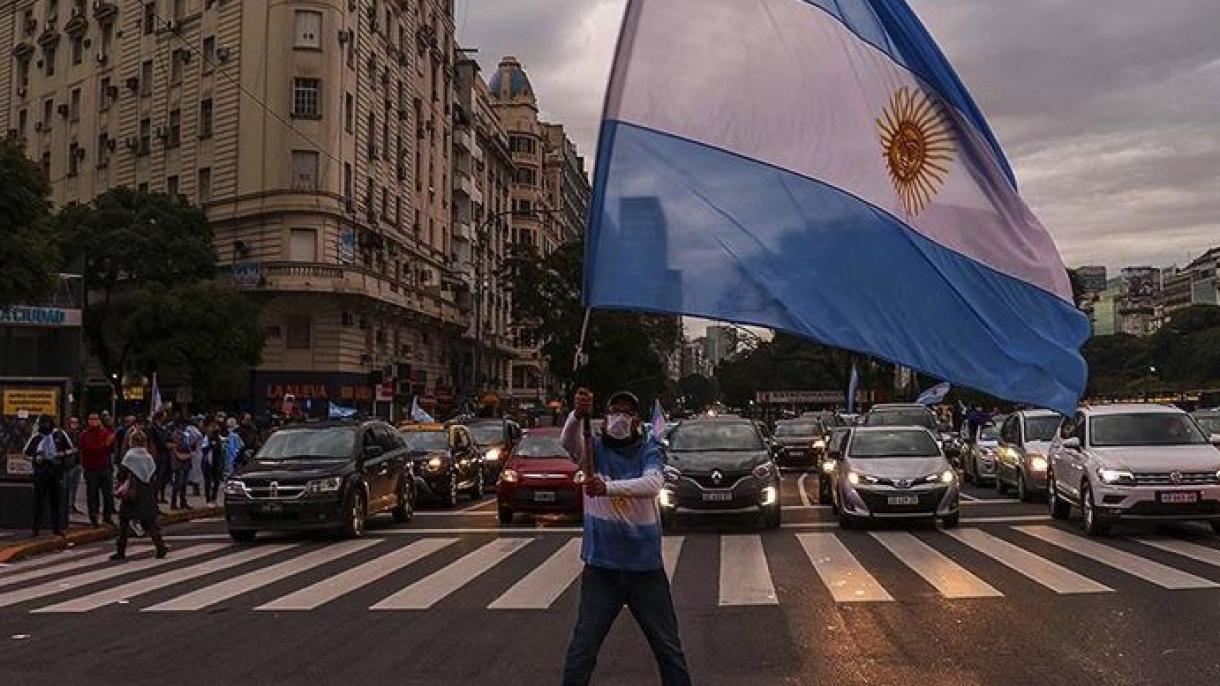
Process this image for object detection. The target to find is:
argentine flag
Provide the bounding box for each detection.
[586,0,1090,415]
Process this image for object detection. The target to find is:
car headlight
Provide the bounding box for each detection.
[501,469,519,484]
[485,448,501,462]
[659,488,674,508]
[752,463,773,480]
[305,476,343,494]
[761,486,778,506]
[847,471,860,486]
[940,469,955,484]
[1098,468,1134,485]
[427,456,444,472]
[223,480,247,496]
[573,470,587,485]
[821,460,836,474]
[1030,455,1048,472]
[812,439,826,450]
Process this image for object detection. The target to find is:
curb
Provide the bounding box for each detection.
[0,506,224,564]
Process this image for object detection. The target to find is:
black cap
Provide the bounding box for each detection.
[606,391,641,414]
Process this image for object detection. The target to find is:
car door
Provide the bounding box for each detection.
[361,427,390,510]
[998,416,1019,483]
[449,426,472,485]
[1050,413,1085,500]
[373,425,403,509]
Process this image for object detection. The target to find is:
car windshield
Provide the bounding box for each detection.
[257,427,354,460]
[515,435,570,459]
[669,423,763,452]
[1025,416,1061,441]
[775,422,822,437]
[864,410,936,429]
[849,430,939,458]
[404,431,448,452]
[1090,414,1208,447]
[978,425,999,441]
[468,424,504,446]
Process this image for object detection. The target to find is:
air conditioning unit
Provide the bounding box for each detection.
[166,19,181,33]
[105,137,117,151]
[16,87,27,98]
[34,121,45,132]
[57,103,70,117]
[25,18,37,33]
[95,52,108,64]
[75,146,86,159]
[106,85,119,98]
[45,22,56,32]
[125,136,139,149]
[155,126,168,139]
[337,29,352,44]
[71,6,83,16]
[126,76,140,92]
[215,46,230,61]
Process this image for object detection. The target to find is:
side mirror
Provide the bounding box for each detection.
[828,450,843,461]
[364,445,384,459]
[1209,434,1220,446]
[1062,437,1082,450]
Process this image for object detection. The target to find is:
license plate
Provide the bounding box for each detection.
[702,491,733,502]
[1159,491,1199,504]
[261,503,283,513]
[534,491,556,503]
[887,495,920,506]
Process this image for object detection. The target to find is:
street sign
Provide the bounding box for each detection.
[755,390,843,405]
[3,388,59,418]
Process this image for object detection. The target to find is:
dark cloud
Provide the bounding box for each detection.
[459,0,1220,271]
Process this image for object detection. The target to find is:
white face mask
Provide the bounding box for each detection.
[605,413,633,440]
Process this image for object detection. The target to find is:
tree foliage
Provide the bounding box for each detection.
[0,140,60,308]
[714,333,895,408]
[508,240,680,408]
[1084,305,1220,395]
[677,374,720,412]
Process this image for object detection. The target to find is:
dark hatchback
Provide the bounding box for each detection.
[403,425,485,507]
[465,419,523,485]
[772,419,828,470]
[660,417,782,530]
[224,421,414,542]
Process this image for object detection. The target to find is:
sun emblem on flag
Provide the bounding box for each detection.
[877,87,955,217]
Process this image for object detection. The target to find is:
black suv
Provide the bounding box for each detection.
[463,419,523,485]
[403,424,486,507]
[223,421,414,542]
[659,417,782,530]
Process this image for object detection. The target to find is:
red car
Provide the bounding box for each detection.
[497,428,584,524]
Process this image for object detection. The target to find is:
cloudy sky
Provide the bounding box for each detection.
[457,0,1220,274]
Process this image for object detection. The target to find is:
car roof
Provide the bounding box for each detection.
[868,404,929,411]
[1080,403,1184,417]
[1194,409,1220,416]
[523,427,561,437]
[274,420,370,431]
[853,426,932,434]
[1016,409,1060,418]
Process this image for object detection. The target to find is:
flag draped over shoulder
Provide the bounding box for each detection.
[585,0,1090,415]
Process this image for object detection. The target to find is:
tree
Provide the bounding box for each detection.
[0,139,60,308]
[677,374,720,412]
[508,240,680,408]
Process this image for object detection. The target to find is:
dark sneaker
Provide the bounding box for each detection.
[155,548,169,559]
[109,553,126,562]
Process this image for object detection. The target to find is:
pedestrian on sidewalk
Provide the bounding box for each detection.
[169,414,199,510]
[201,420,225,505]
[113,430,168,561]
[78,413,117,527]
[236,412,260,466]
[188,415,205,497]
[64,416,84,516]
[149,411,172,504]
[221,418,245,478]
[559,389,692,686]
[23,416,76,538]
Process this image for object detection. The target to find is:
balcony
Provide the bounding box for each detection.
[453,170,482,204]
[454,128,475,153]
[453,219,474,243]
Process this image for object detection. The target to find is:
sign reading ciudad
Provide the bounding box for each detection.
[0,307,82,327]
[754,391,844,405]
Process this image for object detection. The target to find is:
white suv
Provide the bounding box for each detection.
[1047,404,1220,535]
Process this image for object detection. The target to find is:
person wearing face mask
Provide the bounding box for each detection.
[78,413,117,527]
[559,389,691,686]
[23,416,76,538]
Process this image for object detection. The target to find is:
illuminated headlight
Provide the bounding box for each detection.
[761,486,778,506]
[940,469,955,484]
[821,460,836,474]
[501,469,519,484]
[659,488,674,508]
[752,463,773,480]
[223,480,248,496]
[981,447,997,457]
[573,470,587,485]
[1030,456,1048,472]
[1098,469,1134,485]
[305,476,343,494]
[427,456,444,472]
[812,439,826,450]
[485,448,501,462]
[847,472,861,486]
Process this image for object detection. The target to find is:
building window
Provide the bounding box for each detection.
[509,136,536,154]
[173,0,185,20]
[40,151,51,179]
[141,60,154,97]
[513,167,537,186]
[289,229,318,262]
[139,118,151,155]
[99,78,112,111]
[170,50,183,84]
[292,78,321,118]
[199,98,213,138]
[69,88,81,122]
[18,110,27,140]
[167,109,181,148]
[197,168,211,202]
[97,133,110,168]
[291,150,319,190]
[344,163,353,201]
[45,46,56,77]
[101,23,113,60]
[345,93,354,133]
[285,316,312,350]
[294,11,322,49]
[67,142,80,177]
[367,111,376,158]
[167,175,179,198]
[71,34,84,65]
[202,36,216,73]
[17,57,30,88]
[144,3,156,35]
[42,98,54,129]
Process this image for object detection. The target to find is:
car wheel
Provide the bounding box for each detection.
[964,458,975,484]
[1081,483,1110,536]
[229,529,256,543]
[342,490,367,538]
[762,504,781,530]
[1016,472,1032,503]
[995,471,1008,495]
[942,511,960,528]
[391,479,414,523]
[498,507,513,525]
[472,471,485,499]
[661,509,676,530]
[837,509,855,530]
[1210,521,1220,536]
[445,474,460,508]
[1047,471,1071,520]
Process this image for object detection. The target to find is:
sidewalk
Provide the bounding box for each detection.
[0,481,222,564]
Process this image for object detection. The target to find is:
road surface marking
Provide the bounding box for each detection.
[959,492,979,502]
[257,538,458,611]
[143,540,379,611]
[33,545,293,613]
[962,498,1021,505]
[458,497,498,513]
[944,529,1111,594]
[663,536,684,581]
[1015,526,1218,590]
[371,538,532,610]
[797,532,892,602]
[415,511,497,517]
[871,531,1002,598]
[376,527,584,535]
[0,544,227,608]
[797,473,812,507]
[0,551,127,589]
[0,548,100,579]
[719,535,777,605]
[489,538,584,610]
[961,515,1051,523]
[1130,536,1220,570]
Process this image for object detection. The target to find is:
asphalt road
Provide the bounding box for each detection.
[3,475,1220,685]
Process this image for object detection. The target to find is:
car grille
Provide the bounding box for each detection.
[1132,472,1220,486]
[513,488,581,508]
[242,479,307,499]
[684,471,753,489]
[856,488,946,514]
[1125,501,1220,517]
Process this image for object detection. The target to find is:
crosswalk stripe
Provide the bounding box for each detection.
[0,544,228,608]
[663,536,684,581]
[0,548,98,578]
[1015,526,1219,590]
[719,535,777,605]
[944,529,1112,594]
[0,551,127,590]
[1133,537,1220,569]
[871,531,1003,599]
[797,532,891,602]
[371,538,532,610]
[256,538,459,611]
[489,539,584,610]
[32,545,294,613]
[143,540,380,612]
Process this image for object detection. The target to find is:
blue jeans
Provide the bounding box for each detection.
[171,461,191,509]
[562,565,691,686]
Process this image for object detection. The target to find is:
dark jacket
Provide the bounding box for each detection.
[23,429,75,477]
[117,466,160,519]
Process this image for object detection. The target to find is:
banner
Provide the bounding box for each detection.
[3,388,59,418]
